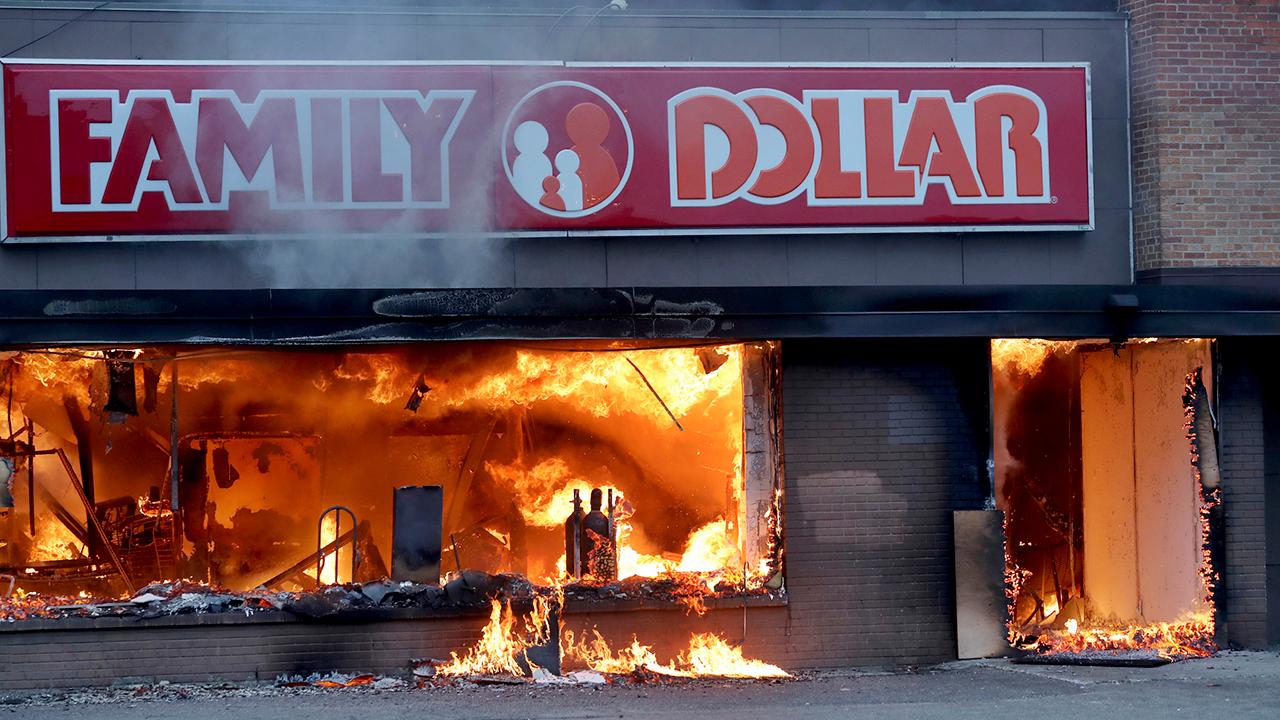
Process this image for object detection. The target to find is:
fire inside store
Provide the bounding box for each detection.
[0,343,790,678]
[0,337,1222,671]
[991,339,1221,661]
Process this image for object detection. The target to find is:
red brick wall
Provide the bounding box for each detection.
[1125,0,1280,271]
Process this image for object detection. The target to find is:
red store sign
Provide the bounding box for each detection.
[0,61,1092,241]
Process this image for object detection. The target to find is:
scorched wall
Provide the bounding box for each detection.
[777,339,991,666]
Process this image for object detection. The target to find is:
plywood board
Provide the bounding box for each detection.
[1080,348,1140,621]
[954,510,1010,659]
[1131,340,1209,621]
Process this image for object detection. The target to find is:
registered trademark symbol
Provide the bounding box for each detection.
[1050,196,1059,204]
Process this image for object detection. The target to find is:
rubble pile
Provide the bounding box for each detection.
[0,676,410,707]
[0,573,517,623]
[2,570,779,623]
[561,574,783,613]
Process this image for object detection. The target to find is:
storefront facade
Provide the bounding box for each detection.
[0,0,1275,688]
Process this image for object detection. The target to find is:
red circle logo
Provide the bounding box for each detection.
[502,81,634,218]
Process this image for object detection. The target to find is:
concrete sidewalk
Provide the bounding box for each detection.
[5,651,1279,720]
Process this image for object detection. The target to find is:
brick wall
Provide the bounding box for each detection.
[1124,0,1280,271]
[0,614,491,691]
[0,339,994,687]
[1264,356,1280,647]
[1215,338,1272,648]
[776,339,991,666]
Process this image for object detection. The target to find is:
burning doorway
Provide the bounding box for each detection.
[991,339,1219,660]
[0,342,784,611]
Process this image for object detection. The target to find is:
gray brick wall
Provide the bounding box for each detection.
[778,339,990,666]
[1216,338,1271,648]
[1267,362,1280,648]
[0,614,491,690]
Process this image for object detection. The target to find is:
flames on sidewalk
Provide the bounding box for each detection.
[427,592,789,682]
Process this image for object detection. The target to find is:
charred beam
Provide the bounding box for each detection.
[61,398,94,507]
[34,485,89,549]
[51,448,135,594]
[443,418,498,533]
[260,526,357,590]
[624,357,684,432]
[26,420,35,537]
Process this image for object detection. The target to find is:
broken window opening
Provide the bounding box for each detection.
[991,338,1219,661]
[0,342,785,620]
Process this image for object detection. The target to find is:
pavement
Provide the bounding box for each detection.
[5,650,1280,720]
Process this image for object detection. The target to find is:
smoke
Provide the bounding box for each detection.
[105,0,744,289]
[26,1,1104,290]
[111,0,580,290]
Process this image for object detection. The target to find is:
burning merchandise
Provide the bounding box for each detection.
[991,339,1219,663]
[0,343,780,589]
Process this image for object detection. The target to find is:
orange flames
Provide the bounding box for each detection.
[436,596,559,677]
[677,633,790,678]
[331,353,405,404]
[448,347,742,420]
[330,345,744,423]
[2,342,785,678]
[562,627,789,679]
[312,514,343,586]
[543,516,748,591]
[996,338,1219,661]
[27,520,85,563]
[484,458,599,529]
[989,338,1075,377]
[1034,614,1215,658]
[436,597,790,681]
[12,351,98,407]
[16,351,98,388]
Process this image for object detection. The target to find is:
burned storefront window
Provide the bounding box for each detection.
[0,342,784,617]
[991,339,1219,661]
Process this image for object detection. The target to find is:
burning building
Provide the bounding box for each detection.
[0,0,1278,690]
[991,339,1219,661]
[0,343,781,598]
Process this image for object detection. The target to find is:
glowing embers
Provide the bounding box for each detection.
[992,338,1218,661]
[1030,616,1216,659]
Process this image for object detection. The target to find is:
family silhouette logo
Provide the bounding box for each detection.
[502,81,633,218]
